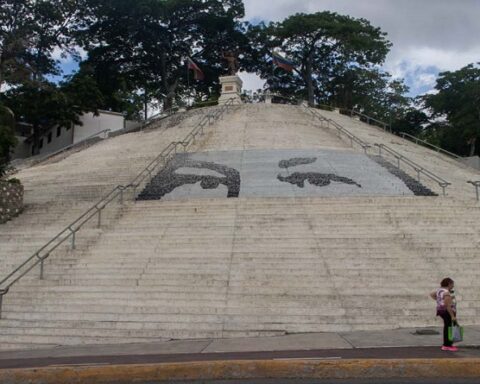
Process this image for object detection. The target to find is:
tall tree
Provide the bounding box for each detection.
[81,0,246,113]
[246,12,391,106]
[1,0,89,154]
[0,0,33,90]
[4,73,103,155]
[0,104,17,176]
[423,63,480,156]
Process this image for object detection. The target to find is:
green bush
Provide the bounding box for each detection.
[339,108,352,116]
[188,100,219,110]
[0,105,17,178]
[316,104,335,112]
[7,178,21,184]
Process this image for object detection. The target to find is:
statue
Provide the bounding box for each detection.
[222,51,240,75]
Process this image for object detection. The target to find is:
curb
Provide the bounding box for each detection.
[1,358,480,384]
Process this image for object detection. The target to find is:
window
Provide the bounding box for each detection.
[39,139,43,149]
[57,127,61,137]
[47,132,52,143]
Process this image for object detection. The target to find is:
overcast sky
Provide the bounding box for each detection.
[240,0,480,96]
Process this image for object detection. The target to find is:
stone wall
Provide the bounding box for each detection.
[0,181,24,224]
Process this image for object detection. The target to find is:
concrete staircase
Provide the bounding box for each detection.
[314,108,480,198]
[1,197,479,350]
[0,103,479,351]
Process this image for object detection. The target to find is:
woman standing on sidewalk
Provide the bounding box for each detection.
[430,277,458,351]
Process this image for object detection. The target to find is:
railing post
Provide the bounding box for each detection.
[442,185,446,197]
[119,188,124,205]
[474,184,479,201]
[396,157,400,169]
[40,258,45,280]
[70,229,76,250]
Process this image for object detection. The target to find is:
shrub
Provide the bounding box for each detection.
[316,104,335,112]
[7,178,21,184]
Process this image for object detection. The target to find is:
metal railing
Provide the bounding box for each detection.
[467,181,480,201]
[306,107,371,153]
[374,144,451,196]
[348,109,391,132]
[399,132,462,160]
[0,98,239,318]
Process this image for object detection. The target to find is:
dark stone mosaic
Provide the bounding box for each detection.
[137,155,240,200]
[278,172,362,189]
[369,155,437,196]
[277,157,362,189]
[279,157,317,169]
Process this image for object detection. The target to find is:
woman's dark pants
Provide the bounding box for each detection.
[438,311,453,347]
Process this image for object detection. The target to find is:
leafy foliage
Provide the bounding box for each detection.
[0,104,17,177]
[423,63,480,156]
[79,0,247,113]
[245,12,392,106]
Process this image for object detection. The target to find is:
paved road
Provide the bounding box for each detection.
[1,346,479,370]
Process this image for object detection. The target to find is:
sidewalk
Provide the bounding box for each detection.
[1,327,480,383]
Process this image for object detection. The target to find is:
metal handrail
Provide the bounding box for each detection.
[467,181,480,201]
[399,132,462,160]
[0,98,239,317]
[349,110,391,132]
[306,107,371,153]
[374,143,451,196]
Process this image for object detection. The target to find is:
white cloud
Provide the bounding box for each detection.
[242,0,480,96]
[239,71,265,92]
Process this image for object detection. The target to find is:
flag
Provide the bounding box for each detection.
[187,57,205,81]
[272,52,295,72]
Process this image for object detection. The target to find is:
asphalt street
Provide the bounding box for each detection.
[2,346,480,370]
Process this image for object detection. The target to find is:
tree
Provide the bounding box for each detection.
[80,0,246,113]
[3,73,103,155]
[391,107,429,136]
[0,0,34,89]
[1,0,89,154]
[423,63,480,156]
[0,0,86,90]
[246,12,391,106]
[0,104,17,176]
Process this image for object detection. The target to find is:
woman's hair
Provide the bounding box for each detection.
[440,277,454,287]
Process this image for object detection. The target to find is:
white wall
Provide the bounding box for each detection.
[11,110,125,159]
[73,111,124,143]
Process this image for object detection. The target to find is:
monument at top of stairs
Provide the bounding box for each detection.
[218,51,243,105]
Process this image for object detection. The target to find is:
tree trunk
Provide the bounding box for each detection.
[32,122,40,156]
[163,79,179,111]
[144,89,148,121]
[306,52,314,107]
[469,137,476,157]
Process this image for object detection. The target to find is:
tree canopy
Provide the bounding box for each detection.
[423,64,480,156]
[0,1,478,166]
[246,12,392,107]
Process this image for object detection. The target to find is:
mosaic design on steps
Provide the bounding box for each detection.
[277,157,362,189]
[137,156,240,200]
[369,155,437,196]
[137,148,421,200]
